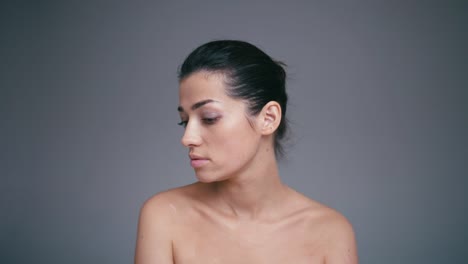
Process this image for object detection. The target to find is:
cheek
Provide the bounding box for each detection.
[195,121,259,182]
[212,119,259,158]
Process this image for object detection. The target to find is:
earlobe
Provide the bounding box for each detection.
[261,101,282,135]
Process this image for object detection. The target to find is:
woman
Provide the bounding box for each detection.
[135,40,358,264]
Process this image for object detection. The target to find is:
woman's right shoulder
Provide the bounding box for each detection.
[135,183,202,263]
[139,182,202,217]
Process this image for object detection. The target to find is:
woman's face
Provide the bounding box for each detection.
[178,71,262,182]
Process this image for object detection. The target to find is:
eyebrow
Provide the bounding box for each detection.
[177,99,219,112]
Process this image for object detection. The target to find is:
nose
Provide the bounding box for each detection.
[181,121,202,147]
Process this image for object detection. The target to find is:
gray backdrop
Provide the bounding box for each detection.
[1,1,466,263]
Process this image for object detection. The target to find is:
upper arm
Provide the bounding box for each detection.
[134,196,174,264]
[324,213,358,264]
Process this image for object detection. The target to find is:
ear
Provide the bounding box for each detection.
[259,101,282,136]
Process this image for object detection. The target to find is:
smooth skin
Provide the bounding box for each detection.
[135,71,358,264]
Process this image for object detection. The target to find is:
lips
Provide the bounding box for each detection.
[189,154,209,168]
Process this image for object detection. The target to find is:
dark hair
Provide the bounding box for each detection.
[178,40,288,158]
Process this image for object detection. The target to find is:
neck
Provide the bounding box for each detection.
[209,151,288,221]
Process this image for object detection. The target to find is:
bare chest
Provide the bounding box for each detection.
[172,217,326,264]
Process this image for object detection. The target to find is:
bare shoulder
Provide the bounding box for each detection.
[304,199,354,235]
[135,183,201,264]
[319,208,358,263]
[288,190,358,263]
[140,182,201,216]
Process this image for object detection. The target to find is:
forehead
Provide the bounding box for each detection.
[179,71,231,105]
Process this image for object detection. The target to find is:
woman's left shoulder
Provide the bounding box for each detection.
[288,190,356,243]
[298,198,358,263]
[314,204,353,230]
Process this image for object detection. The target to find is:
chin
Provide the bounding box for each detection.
[194,170,229,183]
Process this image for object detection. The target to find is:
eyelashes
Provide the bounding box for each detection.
[177,117,220,128]
[177,121,188,128]
[202,117,219,125]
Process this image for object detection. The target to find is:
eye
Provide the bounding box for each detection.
[177,120,188,128]
[202,117,220,125]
